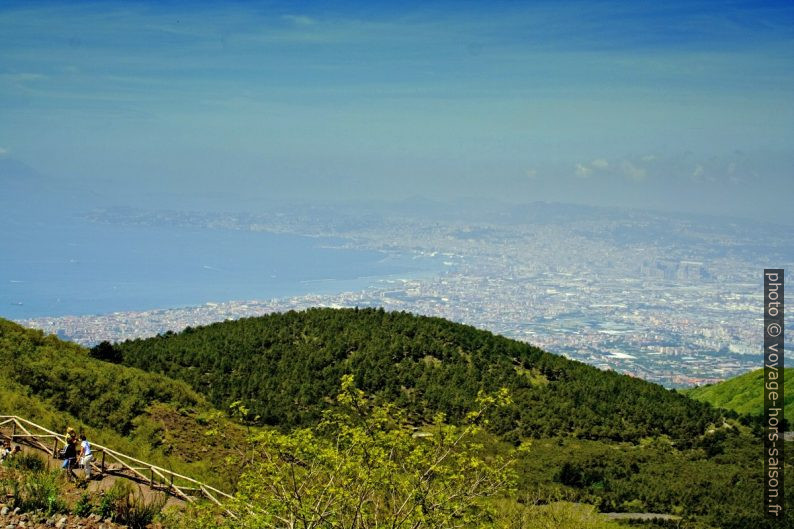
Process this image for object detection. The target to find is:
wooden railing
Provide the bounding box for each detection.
[0,415,235,514]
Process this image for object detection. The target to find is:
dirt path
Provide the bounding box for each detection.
[4,437,186,511]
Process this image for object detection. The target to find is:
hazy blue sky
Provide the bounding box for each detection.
[1,1,792,221]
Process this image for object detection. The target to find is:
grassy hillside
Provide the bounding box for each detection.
[5,312,793,528]
[685,368,794,421]
[0,318,245,490]
[105,307,722,444]
[99,308,794,528]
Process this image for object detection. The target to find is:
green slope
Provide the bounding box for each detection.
[0,318,245,489]
[101,308,794,528]
[685,368,794,419]
[106,307,722,444]
[5,312,793,528]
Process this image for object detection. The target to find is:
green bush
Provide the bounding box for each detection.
[495,499,623,529]
[3,451,46,472]
[0,477,20,509]
[73,492,94,517]
[222,377,516,529]
[96,489,119,519]
[96,480,129,519]
[104,480,168,529]
[20,471,67,515]
[159,503,230,529]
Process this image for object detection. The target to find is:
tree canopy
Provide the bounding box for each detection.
[107,307,721,444]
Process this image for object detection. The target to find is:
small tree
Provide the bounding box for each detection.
[89,341,122,363]
[228,375,517,529]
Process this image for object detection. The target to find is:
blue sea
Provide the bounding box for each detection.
[0,216,436,319]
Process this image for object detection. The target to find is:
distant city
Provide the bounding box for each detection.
[17,202,793,389]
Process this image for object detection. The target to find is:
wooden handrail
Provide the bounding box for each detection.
[0,415,236,515]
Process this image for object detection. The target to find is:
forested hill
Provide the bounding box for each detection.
[102,307,722,443]
[686,367,794,419]
[0,318,246,490]
[0,317,201,435]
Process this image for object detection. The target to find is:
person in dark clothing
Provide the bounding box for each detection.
[60,436,78,481]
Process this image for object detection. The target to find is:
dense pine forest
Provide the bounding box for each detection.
[2,312,793,528]
[102,308,722,444]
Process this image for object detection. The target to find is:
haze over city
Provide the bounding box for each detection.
[4,5,794,528]
[1,1,792,387]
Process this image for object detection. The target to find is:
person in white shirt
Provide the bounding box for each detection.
[77,433,94,479]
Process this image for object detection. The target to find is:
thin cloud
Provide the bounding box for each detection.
[621,160,647,182]
[0,73,48,83]
[573,158,609,178]
[282,14,317,26]
[691,164,705,182]
[575,163,592,178]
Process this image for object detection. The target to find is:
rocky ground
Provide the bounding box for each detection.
[0,505,133,528]
[0,442,185,529]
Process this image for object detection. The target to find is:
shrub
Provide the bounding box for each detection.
[4,451,46,472]
[96,490,118,519]
[96,480,129,519]
[0,477,20,510]
[226,377,516,529]
[20,471,67,515]
[103,480,168,529]
[73,492,94,517]
[159,503,229,529]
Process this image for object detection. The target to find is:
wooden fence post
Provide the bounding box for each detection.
[0,414,237,515]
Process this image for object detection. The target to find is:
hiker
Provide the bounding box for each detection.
[65,426,77,443]
[60,435,78,481]
[77,433,94,480]
[0,440,10,461]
